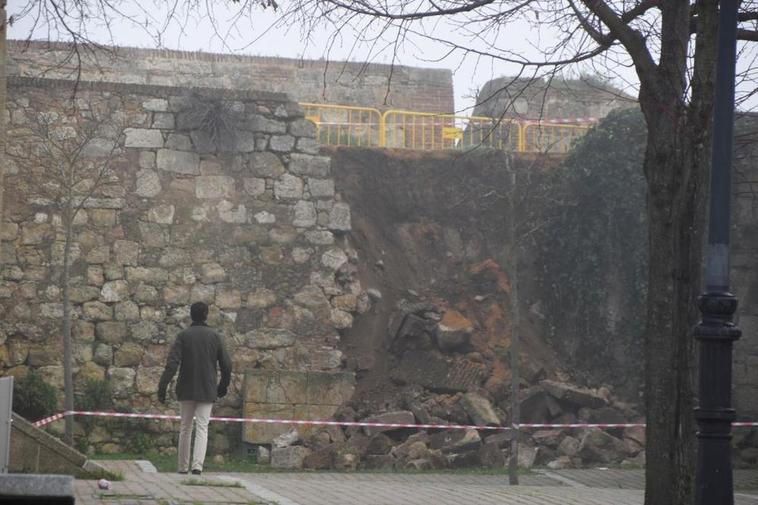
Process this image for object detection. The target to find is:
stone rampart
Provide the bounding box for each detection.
[1,76,363,453]
[8,41,455,114]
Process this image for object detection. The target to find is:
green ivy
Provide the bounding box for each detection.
[13,372,58,422]
[537,108,648,392]
[76,378,113,430]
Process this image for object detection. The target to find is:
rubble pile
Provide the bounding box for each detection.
[258,290,651,470]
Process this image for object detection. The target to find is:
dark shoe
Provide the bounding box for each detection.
[191,469,202,475]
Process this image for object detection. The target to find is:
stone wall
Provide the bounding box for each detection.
[732,114,758,419]
[473,76,636,121]
[1,76,364,452]
[8,41,455,114]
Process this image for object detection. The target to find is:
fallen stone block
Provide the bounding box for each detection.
[540,380,607,409]
[362,411,416,436]
[271,446,311,469]
[460,392,500,426]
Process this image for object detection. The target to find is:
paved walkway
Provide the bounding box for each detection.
[74,460,758,505]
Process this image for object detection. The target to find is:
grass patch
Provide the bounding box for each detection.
[86,467,124,482]
[91,452,264,473]
[181,477,243,488]
[91,452,537,476]
[98,493,154,500]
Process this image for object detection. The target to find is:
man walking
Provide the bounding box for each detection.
[158,301,232,475]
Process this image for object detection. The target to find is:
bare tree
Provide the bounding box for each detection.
[1,0,7,234]
[7,1,758,503]
[8,100,125,444]
[278,2,757,505]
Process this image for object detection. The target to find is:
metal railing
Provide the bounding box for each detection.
[299,103,382,148]
[300,103,594,153]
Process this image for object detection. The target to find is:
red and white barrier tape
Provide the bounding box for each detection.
[31,410,758,430]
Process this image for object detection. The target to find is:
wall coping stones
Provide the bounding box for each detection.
[7,75,291,107]
[8,39,452,87]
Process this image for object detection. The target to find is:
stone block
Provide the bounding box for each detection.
[328,202,351,231]
[143,98,169,112]
[250,152,285,178]
[248,114,287,134]
[75,361,105,387]
[195,175,236,199]
[270,135,296,152]
[114,240,140,266]
[308,178,335,199]
[129,321,158,342]
[254,211,276,224]
[159,248,191,267]
[331,309,353,329]
[108,367,136,397]
[147,204,175,224]
[21,223,51,245]
[245,328,297,349]
[190,284,216,304]
[363,411,415,436]
[139,151,156,169]
[217,200,247,223]
[82,301,112,321]
[391,350,486,393]
[305,230,335,245]
[289,118,317,137]
[100,280,129,302]
[200,262,226,283]
[271,446,311,469]
[126,266,169,283]
[134,169,162,198]
[243,403,296,444]
[163,285,190,305]
[89,209,117,226]
[114,342,145,367]
[243,177,266,196]
[247,288,277,309]
[460,392,501,426]
[125,128,164,148]
[540,380,607,409]
[138,222,170,248]
[96,322,127,344]
[321,248,348,270]
[157,149,200,175]
[289,154,331,177]
[292,200,317,228]
[0,222,18,241]
[297,137,321,154]
[274,174,304,200]
[135,366,164,394]
[216,286,242,309]
[152,112,175,129]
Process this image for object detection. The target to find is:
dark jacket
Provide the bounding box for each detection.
[158,322,232,403]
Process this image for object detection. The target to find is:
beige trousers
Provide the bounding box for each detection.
[178,401,213,472]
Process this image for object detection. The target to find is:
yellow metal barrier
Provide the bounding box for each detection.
[381,110,521,151]
[299,102,592,153]
[299,103,382,148]
[521,123,590,153]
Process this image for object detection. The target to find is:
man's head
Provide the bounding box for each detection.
[190,301,209,323]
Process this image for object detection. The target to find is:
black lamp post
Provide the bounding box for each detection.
[694,0,741,504]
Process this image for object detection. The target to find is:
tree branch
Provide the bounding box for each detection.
[322,0,497,21]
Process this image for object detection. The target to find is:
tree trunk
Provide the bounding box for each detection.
[0,1,7,234]
[62,223,74,446]
[642,118,707,505]
[507,159,520,485]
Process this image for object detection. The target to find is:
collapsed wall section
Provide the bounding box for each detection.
[1,76,363,452]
